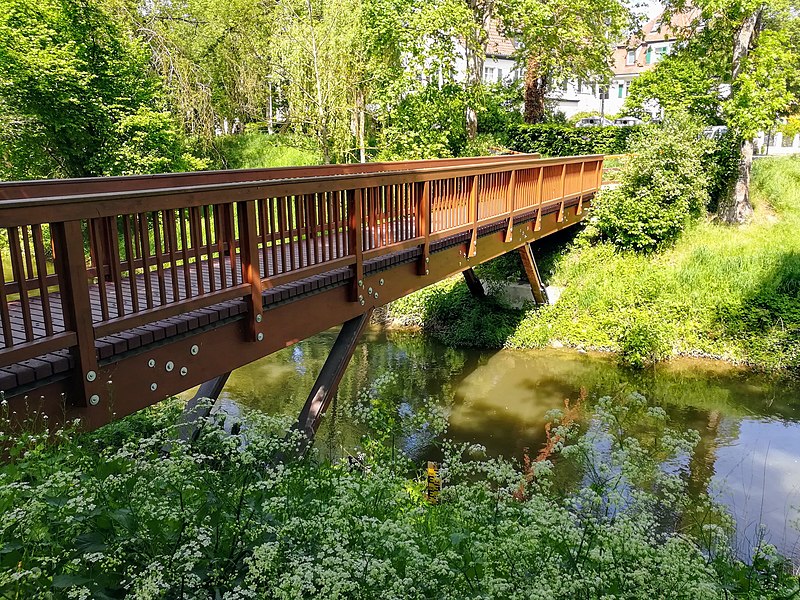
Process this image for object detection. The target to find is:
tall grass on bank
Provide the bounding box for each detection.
[388,157,800,370]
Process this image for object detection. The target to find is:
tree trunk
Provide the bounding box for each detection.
[523,55,546,124]
[719,7,762,224]
[719,138,754,224]
[464,36,484,141]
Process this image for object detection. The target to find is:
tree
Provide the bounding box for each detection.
[497,0,631,123]
[0,0,157,177]
[625,55,721,121]
[652,3,800,223]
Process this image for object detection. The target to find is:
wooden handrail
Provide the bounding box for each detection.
[0,154,605,374]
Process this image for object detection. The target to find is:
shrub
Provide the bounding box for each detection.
[617,313,672,368]
[507,123,646,156]
[592,114,712,252]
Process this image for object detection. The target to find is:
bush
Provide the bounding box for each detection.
[2,392,798,598]
[592,114,712,252]
[507,123,646,156]
[100,108,209,176]
[618,313,672,368]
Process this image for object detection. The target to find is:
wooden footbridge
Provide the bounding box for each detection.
[0,154,603,437]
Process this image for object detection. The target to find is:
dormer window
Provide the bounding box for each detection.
[626,49,635,65]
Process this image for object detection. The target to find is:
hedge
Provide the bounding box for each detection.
[507,123,649,156]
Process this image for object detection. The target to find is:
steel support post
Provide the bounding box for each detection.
[177,371,232,442]
[294,310,372,453]
[462,268,486,299]
[518,243,549,305]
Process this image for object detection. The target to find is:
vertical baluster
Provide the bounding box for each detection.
[10,226,34,340]
[0,246,14,347]
[277,197,288,274]
[190,207,205,295]
[89,220,110,321]
[204,206,217,292]
[31,225,54,337]
[21,226,34,281]
[417,181,431,276]
[151,211,168,305]
[122,215,140,314]
[257,200,269,282]
[287,197,298,271]
[326,192,334,261]
[137,213,155,310]
[178,210,192,298]
[268,199,279,278]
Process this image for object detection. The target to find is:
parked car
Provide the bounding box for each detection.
[613,117,643,127]
[575,116,613,127]
[703,125,729,139]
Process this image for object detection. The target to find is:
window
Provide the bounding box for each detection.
[618,82,624,98]
[483,66,495,82]
[645,46,653,64]
[626,49,635,65]
[497,68,503,82]
[655,46,668,62]
[577,79,582,93]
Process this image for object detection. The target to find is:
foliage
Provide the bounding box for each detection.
[625,55,722,122]
[592,114,712,252]
[102,108,209,176]
[477,81,525,142]
[2,389,799,598]
[388,277,522,347]
[507,123,644,156]
[376,84,474,160]
[389,157,800,371]
[496,0,631,123]
[210,133,321,170]
[0,0,205,179]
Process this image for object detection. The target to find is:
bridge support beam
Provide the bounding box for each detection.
[294,310,373,453]
[177,372,232,442]
[518,243,549,306]
[462,268,486,299]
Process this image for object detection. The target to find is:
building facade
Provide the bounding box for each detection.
[470,12,692,120]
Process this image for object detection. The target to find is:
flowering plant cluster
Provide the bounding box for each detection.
[0,392,796,598]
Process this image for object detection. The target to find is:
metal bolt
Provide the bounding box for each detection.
[150,383,158,392]
[165,361,174,372]
[148,359,156,368]
[358,295,364,303]
[86,370,96,382]
[425,269,430,275]
[256,314,263,323]
[426,257,430,264]
[379,278,384,286]
[368,287,373,295]
[190,345,199,356]
[89,394,100,406]
[360,299,365,306]
[358,279,364,287]
[374,292,379,299]
[180,366,188,376]
[257,333,264,341]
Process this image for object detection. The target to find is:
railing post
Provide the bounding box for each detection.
[534,167,544,232]
[237,200,263,342]
[505,170,517,243]
[51,220,100,407]
[468,175,479,257]
[595,158,603,190]
[577,162,586,215]
[349,188,364,302]
[417,181,431,276]
[557,163,567,223]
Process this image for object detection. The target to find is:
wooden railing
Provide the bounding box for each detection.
[0,153,603,391]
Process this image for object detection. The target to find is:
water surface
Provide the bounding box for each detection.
[184,327,800,562]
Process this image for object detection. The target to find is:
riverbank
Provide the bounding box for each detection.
[387,156,800,371]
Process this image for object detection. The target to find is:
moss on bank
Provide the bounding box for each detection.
[388,157,800,370]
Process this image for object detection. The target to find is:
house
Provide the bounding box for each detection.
[464,11,695,120]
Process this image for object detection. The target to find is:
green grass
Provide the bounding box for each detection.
[389,156,800,370]
[212,132,321,169]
